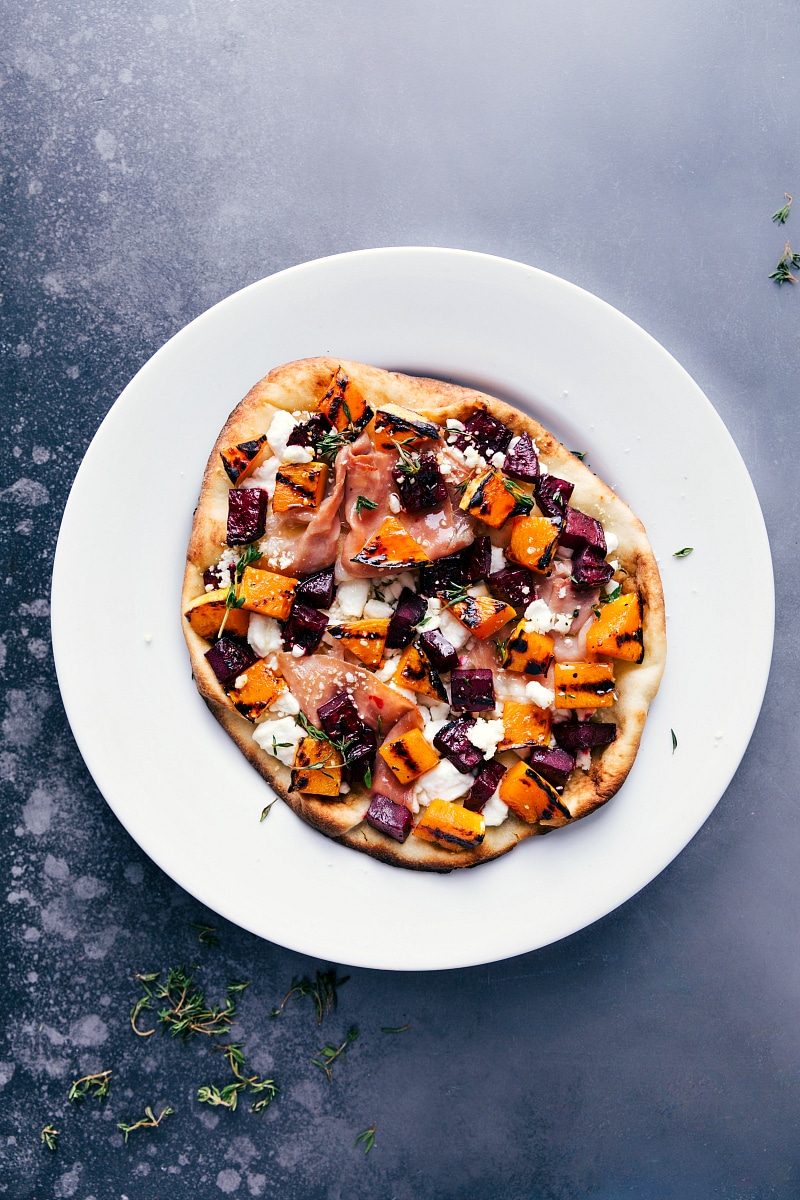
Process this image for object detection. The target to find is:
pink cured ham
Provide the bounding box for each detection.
[535,566,599,662]
[458,638,500,672]
[277,653,421,734]
[257,447,350,576]
[372,710,421,810]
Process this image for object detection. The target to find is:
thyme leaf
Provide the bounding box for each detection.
[189,922,219,948]
[260,800,277,822]
[270,969,350,1025]
[315,429,347,462]
[312,1025,360,1082]
[673,547,694,558]
[118,1105,174,1143]
[391,439,422,477]
[502,477,535,512]
[355,495,378,516]
[671,728,678,754]
[68,1070,112,1103]
[355,1122,377,1154]
[364,765,372,789]
[198,1043,279,1115]
[40,1125,59,1152]
[381,1022,410,1033]
[769,241,800,284]
[217,544,261,637]
[772,193,793,224]
[130,967,248,1041]
[570,449,587,461]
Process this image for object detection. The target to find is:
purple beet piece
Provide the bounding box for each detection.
[450,668,496,712]
[526,745,576,788]
[559,508,607,554]
[318,691,363,741]
[534,474,574,523]
[295,565,336,609]
[419,629,459,673]
[464,535,492,584]
[571,543,614,589]
[365,794,413,843]
[433,717,484,773]
[392,453,448,513]
[205,637,257,686]
[456,411,514,458]
[385,588,428,649]
[286,411,333,450]
[464,760,507,811]
[203,566,223,590]
[503,433,540,482]
[282,603,328,655]
[343,727,378,786]
[488,565,537,608]
[553,720,617,753]
[418,549,467,598]
[226,487,269,545]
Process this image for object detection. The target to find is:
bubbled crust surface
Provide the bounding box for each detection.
[183,357,667,871]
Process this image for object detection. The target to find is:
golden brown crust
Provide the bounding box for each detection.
[183,357,667,870]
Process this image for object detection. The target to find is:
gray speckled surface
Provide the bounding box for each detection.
[2,1,799,1196]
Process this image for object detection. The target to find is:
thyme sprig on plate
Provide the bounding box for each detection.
[502,476,535,513]
[355,1122,377,1154]
[129,967,248,1040]
[769,242,800,284]
[312,1025,359,1082]
[40,1125,59,1151]
[391,438,422,477]
[270,969,350,1025]
[354,494,377,516]
[217,543,261,638]
[772,193,793,224]
[68,1070,112,1103]
[118,1105,174,1143]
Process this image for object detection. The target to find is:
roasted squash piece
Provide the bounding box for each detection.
[459,467,519,529]
[413,799,485,850]
[272,462,328,513]
[319,366,372,433]
[506,514,559,574]
[586,592,644,663]
[227,659,287,721]
[327,618,390,669]
[220,435,271,486]
[554,661,615,709]
[370,403,441,451]
[502,620,555,676]
[449,594,516,640]
[379,727,440,784]
[239,566,298,620]
[499,701,551,749]
[291,736,343,796]
[350,516,431,570]
[184,589,250,640]
[392,642,447,702]
[498,760,570,826]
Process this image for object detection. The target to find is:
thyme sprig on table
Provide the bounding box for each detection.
[355,1122,377,1154]
[68,1070,112,1103]
[217,543,261,637]
[198,1043,279,1114]
[772,193,793,224]
[189,922,219,947]
[270,969,350,1025]
[381,1022,411,1034]
[118,1105,174,1143]
[769,241,800,284]
[130,967,248,1040]
[312,1025,360,1082]
[40,1125,59,1151]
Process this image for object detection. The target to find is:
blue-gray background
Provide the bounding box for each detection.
[2,1,798,1196]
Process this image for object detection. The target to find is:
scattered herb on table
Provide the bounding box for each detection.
[355,495,378,515]
[68,1070,112,1103]
[40,1125,59,1151]
[769,242,800,284]
[118,1105,174,1143]
[189,922,219,947]
[130,967,248,1039]
[673,547,694,558]
[355,1122,377,1154]
[381,1023,410,1034]
[312,1026,360,1082]
[270,969,350,1025]
[772,193,793,224]
[198,1043,279,1114]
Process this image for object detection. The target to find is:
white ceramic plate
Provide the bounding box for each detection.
[51,248,773,971]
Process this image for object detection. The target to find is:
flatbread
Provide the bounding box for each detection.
[183,357,666,871]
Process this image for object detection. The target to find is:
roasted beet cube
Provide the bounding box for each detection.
[392,454,448,513]
[488,566,537,608]
[534,474,574,523]
[503,433,540,482]
[553,720,617,753]
[203,565,225,590]
[205,637,257,686]
[450,668,496,712]
[433,717,484,773]
[385,588,428,649]
[365,793,413,843]
[343,727,378,786]
[464,760,507,811]
[559,508,607,554]
[418,549,467,598]
[464,536,492,584]
[226,487,269,546]
[419,629,459,673]
[526,745,576,788]
[318,691,363,741]
[295,565,336,609]
[571,543,614,589]
[457,411,513,458]
[286,411,333,450]
[282,603,328,655]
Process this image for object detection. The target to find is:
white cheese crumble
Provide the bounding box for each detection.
[234,674,248,689]
[422,719,448,745]
[507,435,521,452]
[381,579,404,603]
[335,579,370,619]
[466,718,505,759]
[490,545,507,574]
[364,598,394,619]
[490,451,506,469]
[438,607,471,649]
[247,455,282,494]
[412,759,472,807]
[421,700,451,721]
[247,613,283,657]
[605,530,619,554]
[388,493,401,513]
[576,749,592,771]
[462,445,485,469]
[253,716,302,766]
[213,547,238,585]
[291,644,305,658]
[266,410,313,463]
[524,681,555,709]
[269,689,300,716]
[446,418,465,431]
[375,658,397,683]
[482,791,509,826]
[524,598,574,635]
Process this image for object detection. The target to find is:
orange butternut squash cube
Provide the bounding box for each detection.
[586,592,644,663]
[184,589,250,640]
[450,594,516,640]
[291,737,343,796]
[379,727,440,785]
[319,367,372,432]
[459,467,519,529]
[272,462,328,513]
[502,620,555,676]
[327,618,390,669]
[392,643,447,702]
[499,702,551,749]
[554,661,615,709]
[227,660,286,721]
[351,516,431,570]
[413,799,485,850]
[220,435,271,486]
[239,566,298,620]
[499,760,570,826]
[370,403,441,451]
[506,514,559,574]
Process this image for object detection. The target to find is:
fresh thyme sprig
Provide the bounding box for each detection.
[130,967,248,1040]
[440,582,472,611]
[40,1125,59,1151]
[189,922,219,947]
[118,1105,174,1143]
[502,477,535,512]
[355,495,378,516]
[68,1070,112,1103]
[315,429,347,462]
[769,242,800,284]
[391,439,422,477]
[270,969,350,1025]
[355,1122,377,1154]
[295,712,364,771]
[772,193,793,224]
[217,543,261,637]
[570,449,587,461]
[198,1043,279,1115]
[312,1025,360,1082]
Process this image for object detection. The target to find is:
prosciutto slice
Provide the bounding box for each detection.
[277,653,421,733]
[258,447,350,576]
[537,566,599,662]
[372,710,421,810]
